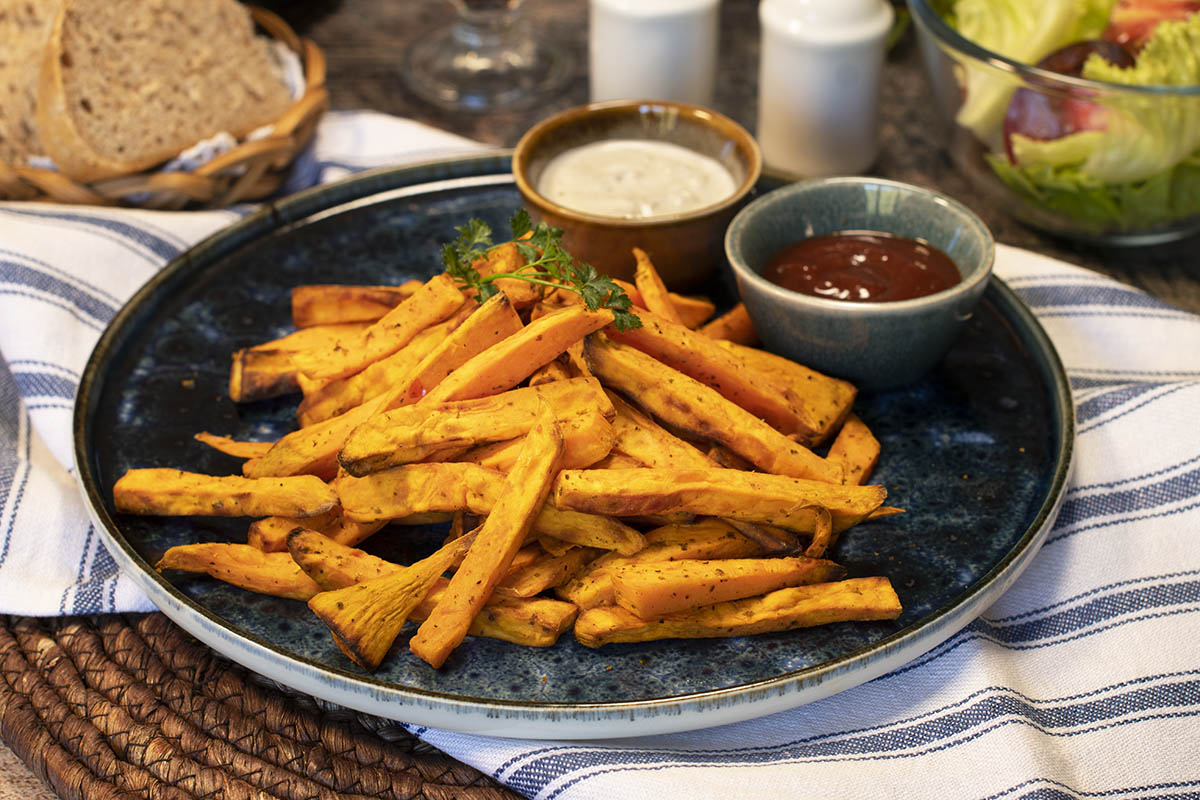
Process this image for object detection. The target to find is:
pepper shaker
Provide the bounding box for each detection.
[589,0,720,106]
[756,0,893,176]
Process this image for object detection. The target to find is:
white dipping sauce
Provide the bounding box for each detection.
[536,139,737,219]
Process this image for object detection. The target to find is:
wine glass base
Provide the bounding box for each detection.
[403,24,571,113]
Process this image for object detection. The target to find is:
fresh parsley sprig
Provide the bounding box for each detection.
[441,210,642,331]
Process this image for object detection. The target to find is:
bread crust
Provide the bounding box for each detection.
[35,0,293,182]
[0,0,61,165]
[35,5,124,181]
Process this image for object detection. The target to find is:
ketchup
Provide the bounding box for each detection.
[762,231,960,303]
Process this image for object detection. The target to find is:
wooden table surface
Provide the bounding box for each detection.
[279,0,1200,312]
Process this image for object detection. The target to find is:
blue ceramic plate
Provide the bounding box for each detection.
[73,154,1074,739]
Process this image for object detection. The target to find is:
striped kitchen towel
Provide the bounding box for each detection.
[2,107,1199,798]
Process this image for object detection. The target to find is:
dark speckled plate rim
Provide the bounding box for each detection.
[72,152,1075,739]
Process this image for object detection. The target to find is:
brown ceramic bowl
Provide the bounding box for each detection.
[512,100,762,292]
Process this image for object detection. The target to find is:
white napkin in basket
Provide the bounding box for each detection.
[2,109,1198,798]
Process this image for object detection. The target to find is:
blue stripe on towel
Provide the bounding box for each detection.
[0,207,185,262]
[0,258,119,325]
[1071,452,1200,494]
[14,368,77,402]
[1013,284,1183,313]
[983,777,1200,800]
[65,526,121,615]
[1073,383,1163,425]
[1076,383,1196,434]
[0,247,124,306]
[1054,467,1200,530]
[1048,498,1200,547]
[876,571,1200,678]
[498,674,1200,798]
[0,359,28,572]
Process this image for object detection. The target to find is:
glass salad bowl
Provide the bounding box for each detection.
[908,0,1200,245]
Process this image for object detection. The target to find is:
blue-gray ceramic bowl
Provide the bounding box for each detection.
[724,177,995,390]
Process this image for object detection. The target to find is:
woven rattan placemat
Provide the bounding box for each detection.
[0,614,522,800]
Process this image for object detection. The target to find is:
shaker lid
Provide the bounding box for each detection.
[759,0,894,44]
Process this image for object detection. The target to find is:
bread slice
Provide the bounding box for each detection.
[0,0,62,164]
[36,0,294,181]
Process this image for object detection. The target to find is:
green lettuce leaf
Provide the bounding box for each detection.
[948,0,1116,145]
[987,148,1200,233]
[1068,13,1200,182]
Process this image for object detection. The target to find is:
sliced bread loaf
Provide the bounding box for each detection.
[36,0,294,181]
[0,0,61,164]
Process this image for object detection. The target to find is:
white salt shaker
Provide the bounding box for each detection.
[757,0,893,176]
[589,0,720,106]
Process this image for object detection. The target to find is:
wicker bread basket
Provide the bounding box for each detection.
[0,6,328,210]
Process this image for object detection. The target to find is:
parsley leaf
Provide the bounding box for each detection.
[441,211,642,331]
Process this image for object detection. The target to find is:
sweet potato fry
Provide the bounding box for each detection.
[289,529,577,648]
[699,302,759,345]
[291,272,466,382]
[610,556,846,618]
[585,335,843,483]
[534,506,645,555]
[229,322,371,403]
[193,432,274,461]
[332,461,503,521]
[605,391,714,470]
[640,517,765,548]
[706,444,754,471]
[336,461,645,554]
[608,308,842,444]
[590,452,646,469]
[713,339,857,446]
[632,247,684,325]
[537,534,575,557]
[494,547,599,598]
[552,467,886,533]
[245,394,386,480]
[574,576,902,647]
[247,510,339,551]
[525,302,597,380]
[248,321,374,352]
[469,241,545,308]
[613,279,715,329]
[291,282,423,328]
[555,518,765,610]
[827,413,881,486]
[338,377,613,476]
[296,303,475,425]
[418,305,613,405]
[378,290,526,411]
[286,534,389,594]
[245,506,387,551]
[528,359,573,386]
[607,396,785,544]
[417,581,577,647]
[308,528,479,670]
[803,507,835,559]
[113,469,338,518]
[156,543,321,600]
[723,519,801,555]
[410,402,564,668]
[451,406,615,472]
[288,527,407,590]
[868,506,906,521]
